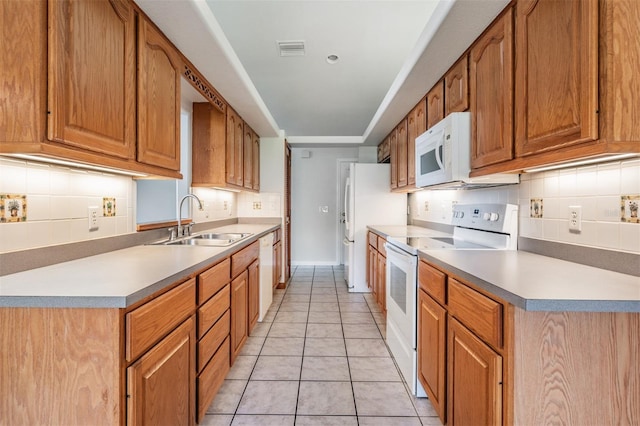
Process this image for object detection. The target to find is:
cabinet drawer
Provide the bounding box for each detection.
[198,258,230,304]
[418,260,446,306]
[368,232,378,249]
[448,279,503,349]
[126,278,196,362]
[198,284,230,339]
[377,236,387,257]
[197,336,230,423]
[198,310,230,372]
[231,240,259,278]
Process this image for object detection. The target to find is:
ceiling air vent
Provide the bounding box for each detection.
[277,41,305,57]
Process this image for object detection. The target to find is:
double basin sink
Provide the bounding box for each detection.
[154,232,253,247]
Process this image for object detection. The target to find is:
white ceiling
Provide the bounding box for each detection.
[136,0,510,147]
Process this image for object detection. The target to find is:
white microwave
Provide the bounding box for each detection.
[415,112,519,189]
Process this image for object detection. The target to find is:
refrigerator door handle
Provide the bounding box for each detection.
[344,177,351,237]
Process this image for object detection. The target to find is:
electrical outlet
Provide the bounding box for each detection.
[568,205,582,232]
[88,206,99,231]
[424,201,429,212]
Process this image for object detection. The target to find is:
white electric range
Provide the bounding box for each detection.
[384,203,519,397]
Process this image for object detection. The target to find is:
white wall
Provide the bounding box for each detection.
[239,136,286,220]
[409,158,640,254]
[290,146,359,264]
[0,157,135,253]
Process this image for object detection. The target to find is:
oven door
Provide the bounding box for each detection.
[384,242,418,349]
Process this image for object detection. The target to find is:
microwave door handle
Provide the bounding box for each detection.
[435,135,445,171]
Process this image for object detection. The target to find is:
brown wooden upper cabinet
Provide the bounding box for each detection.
[470,0,638,175]
[192,103,260,193]
[426,80,445,129]
[251,128,261,191]
[407,97,426,187]
[396,119,409,188]
[445,55,469,115]
[243,124,260,191]
[137,15,182,172]
[227,107,245,188]
[389,128,398,189]
[48,0,136,160]
[0,0,182,178]
[515,0,598,157]
[470,6,514,169]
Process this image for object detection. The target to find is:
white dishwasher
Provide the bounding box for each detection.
[258,232,274,321]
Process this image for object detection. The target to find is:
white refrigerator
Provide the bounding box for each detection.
[343,163,407,292]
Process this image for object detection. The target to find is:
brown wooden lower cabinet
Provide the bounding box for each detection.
[127,316,196,426]
[418,258,639,426]
[366,231,387,315]
[0,239,266,425]
[248,259,260,332]
[230,269,249,364]
[448,317,503,426]
[418,289,447,423]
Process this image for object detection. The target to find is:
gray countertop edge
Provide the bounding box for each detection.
[0,224,280,309]
[419,252,640,313]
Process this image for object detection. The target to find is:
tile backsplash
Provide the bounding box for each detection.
[0,157,135,253]
[409,158,640,254]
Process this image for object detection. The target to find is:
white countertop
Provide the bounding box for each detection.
[0,223,279,308]
[369,225,640,312]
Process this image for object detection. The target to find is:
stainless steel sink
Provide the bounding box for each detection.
[152,232,253,247]
[193,232,252,240]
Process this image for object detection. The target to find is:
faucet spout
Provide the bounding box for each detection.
[177,194,204,238]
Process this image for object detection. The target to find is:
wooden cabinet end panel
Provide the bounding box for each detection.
[126,278,196,362]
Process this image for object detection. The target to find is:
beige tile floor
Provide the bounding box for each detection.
[201,265,441,426]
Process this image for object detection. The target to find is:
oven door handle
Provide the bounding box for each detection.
[384,242,415,259]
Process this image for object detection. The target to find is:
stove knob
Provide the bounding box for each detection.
[490,212,500,221]
[458,211,464,218]
[483,212,491,220]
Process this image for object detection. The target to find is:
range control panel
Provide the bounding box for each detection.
[451,203,518,235]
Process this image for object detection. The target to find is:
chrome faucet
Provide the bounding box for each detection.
[176,194,204,238]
